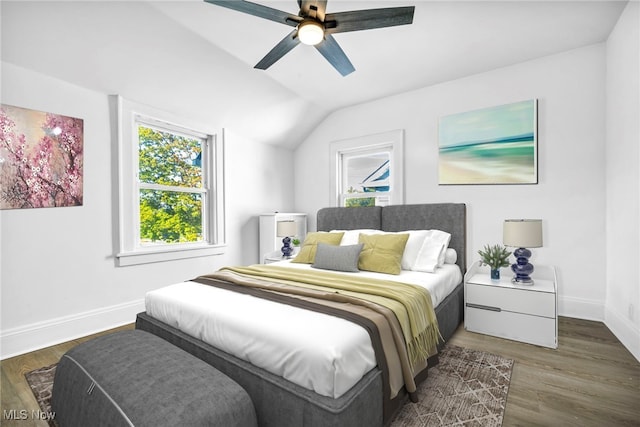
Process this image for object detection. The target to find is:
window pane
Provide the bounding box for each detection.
[138,125,203,188]
[344,152,390,193]
[139,189,203,245]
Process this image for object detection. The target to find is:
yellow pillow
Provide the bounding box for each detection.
[291,232,345,264]
[358,233,409,275]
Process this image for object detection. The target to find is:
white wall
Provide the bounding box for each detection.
[295,44,607,322]
[0,63,294,358]
[2,5,636,360]
[605,1,640,361]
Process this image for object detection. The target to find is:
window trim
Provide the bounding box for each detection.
[114,95,226,266]
[330,129,404,207]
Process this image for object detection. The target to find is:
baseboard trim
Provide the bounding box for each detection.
[4,296,636,362]
[0,299,144,360]
[604,306,640,362]
[558,295,604,321]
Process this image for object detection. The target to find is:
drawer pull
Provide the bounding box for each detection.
[466,303,501,312]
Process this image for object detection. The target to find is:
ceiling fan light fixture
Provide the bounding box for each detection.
[297,20,324,45]
[205,0,415,76]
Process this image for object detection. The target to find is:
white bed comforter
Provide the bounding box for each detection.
[145,261,461,399]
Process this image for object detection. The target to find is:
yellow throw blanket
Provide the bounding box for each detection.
[218,264,440,368]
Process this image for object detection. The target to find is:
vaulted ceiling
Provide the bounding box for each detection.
[1,1,628,148]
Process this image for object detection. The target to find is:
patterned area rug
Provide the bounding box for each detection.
[25,344,513,427]
[24,363,57,427]
[391,345,514,426]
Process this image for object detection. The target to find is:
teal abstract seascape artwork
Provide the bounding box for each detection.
[438,99,537,184]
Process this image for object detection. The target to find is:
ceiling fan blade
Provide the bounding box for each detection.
[314,34,355,76]
[299,0,328,21]
[254,29,301,70]
[204,0,301,27]
[324,6,415,34]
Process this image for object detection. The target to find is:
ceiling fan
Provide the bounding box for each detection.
[204,0,415,76]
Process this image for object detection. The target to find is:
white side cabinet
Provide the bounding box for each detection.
[464,261,558,349]
[259,213,307,264]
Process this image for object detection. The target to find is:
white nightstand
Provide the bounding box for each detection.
[264,251,284,264]
[464,261,558,349]
[259,213,307,264]
[263,249,298,264]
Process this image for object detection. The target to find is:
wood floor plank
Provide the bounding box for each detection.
[1,318,638,426]
[450,316,640,427]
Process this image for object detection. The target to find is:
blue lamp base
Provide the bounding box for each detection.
[511,247,535,285]
[281,236,293,259]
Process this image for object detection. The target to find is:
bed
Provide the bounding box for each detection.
[136,203,466,427]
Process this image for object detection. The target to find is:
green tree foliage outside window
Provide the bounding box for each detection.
[138,125,204,244]
[345,197,376,207]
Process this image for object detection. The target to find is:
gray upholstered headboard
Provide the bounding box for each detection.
[317,203,467,273]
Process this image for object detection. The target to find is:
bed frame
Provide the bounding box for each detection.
[136,203,466,427]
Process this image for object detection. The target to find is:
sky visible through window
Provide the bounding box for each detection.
[345,152,390,193]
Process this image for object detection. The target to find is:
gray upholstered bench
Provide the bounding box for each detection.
[51,329,257,427]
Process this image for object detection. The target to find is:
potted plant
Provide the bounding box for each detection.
[291,238,301,255]
[478,244,512,280]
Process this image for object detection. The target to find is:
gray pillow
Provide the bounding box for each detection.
[312,243,363,272]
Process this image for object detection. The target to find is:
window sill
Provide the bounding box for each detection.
[116,244,226,267]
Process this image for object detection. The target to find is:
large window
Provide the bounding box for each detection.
[330,130,404,207]
[137,120,206,245]
[116,96,225,266]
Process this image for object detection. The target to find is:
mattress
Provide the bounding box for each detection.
[145,261,461,399]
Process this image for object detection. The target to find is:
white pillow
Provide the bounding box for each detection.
[444,248,457,265]
[398,230,430,270]
[333,229,381,246]
[412,230,452,273]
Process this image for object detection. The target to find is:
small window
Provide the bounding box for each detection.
[341,149,391,207]
[116,96,225,266]
[331,130,404,207]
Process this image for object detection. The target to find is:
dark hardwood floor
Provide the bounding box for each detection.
[1,318,638,426]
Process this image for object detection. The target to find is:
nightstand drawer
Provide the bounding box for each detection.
[466,306,557,348]
[466,283,555,318]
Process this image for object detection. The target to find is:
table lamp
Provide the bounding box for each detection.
[503,219,543,285]
[276,221,298,258]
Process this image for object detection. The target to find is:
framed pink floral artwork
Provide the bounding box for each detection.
[0,104,83,210]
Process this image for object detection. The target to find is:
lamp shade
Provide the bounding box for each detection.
[276,221,297,237]
[503,219,543,248]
